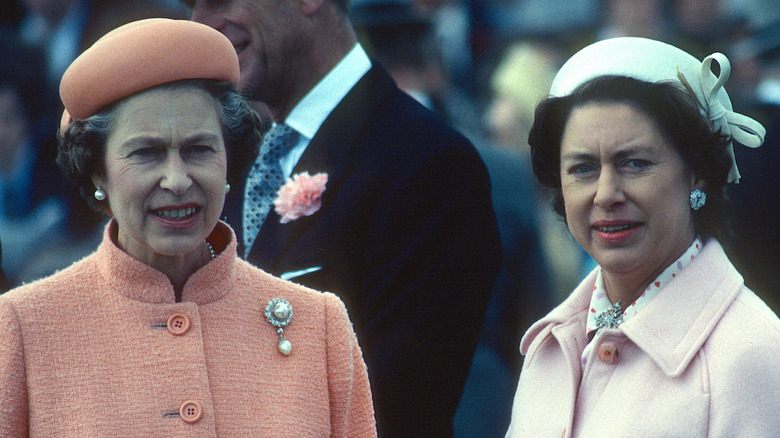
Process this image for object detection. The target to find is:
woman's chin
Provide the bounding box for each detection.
[593,250,644,278]
[150,237,207,258]
[120,232,208,263]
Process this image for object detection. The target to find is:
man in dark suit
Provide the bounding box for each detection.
[186,1,502,435]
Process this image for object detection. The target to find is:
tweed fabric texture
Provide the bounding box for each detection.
[0,220,376,437]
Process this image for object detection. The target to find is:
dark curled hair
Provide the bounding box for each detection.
[528,75,734,244]
[57,79,266,211]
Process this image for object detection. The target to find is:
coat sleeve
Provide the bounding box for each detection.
[0,297,29,436]
[324,292,377,438]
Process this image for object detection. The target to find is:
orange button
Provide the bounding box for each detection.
[179,400,203,424]
[597,343,619,364]
[167,313,191,336]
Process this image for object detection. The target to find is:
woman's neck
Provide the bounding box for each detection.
[112,223,216,301]
[601,236,698,306]
[155,243,212,301]
[602,273,651,307]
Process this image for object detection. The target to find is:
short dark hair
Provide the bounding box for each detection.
[57,79,265,211]
[528,75,734,243]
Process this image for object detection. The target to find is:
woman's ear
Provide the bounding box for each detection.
[90,173,113,215]
[91,173,105,191]
[688,169,705,191]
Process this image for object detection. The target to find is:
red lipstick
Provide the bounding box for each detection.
[592,220,641,243]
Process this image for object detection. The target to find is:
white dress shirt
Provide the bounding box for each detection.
[278,43,372,177]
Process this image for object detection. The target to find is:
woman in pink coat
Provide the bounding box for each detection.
[0,19,376,436]
[506,37,780,437]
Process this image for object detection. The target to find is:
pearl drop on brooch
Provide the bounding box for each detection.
[278,338,292,355]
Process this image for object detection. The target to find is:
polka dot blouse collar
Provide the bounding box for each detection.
[586,236,704,337]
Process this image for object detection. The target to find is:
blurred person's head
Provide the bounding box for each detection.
[673,0,722,37]
[0,88,29,165]
[351,0,444,109]
[184,0,357,122]
[0,31,49,169]
[22,0,77,24]
[485,42,558,150]
[602,0,665,39]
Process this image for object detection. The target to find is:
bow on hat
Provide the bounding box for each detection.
[550,37,766,184]
[696,53,765,182]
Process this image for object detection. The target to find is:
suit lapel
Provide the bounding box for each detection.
[248,65,398,272]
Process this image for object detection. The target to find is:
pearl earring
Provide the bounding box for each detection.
[94,187,106,201]
[690,189,706,210]
[225,182,231,194]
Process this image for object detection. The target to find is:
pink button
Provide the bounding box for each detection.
[167,313,191,336]
[179,400,203,423]
[597,343,619,364]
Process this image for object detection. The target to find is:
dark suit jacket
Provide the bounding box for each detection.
[224,65,502,437]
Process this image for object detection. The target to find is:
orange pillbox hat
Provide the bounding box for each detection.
[59,18,239,123]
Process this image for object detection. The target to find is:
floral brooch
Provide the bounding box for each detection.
[273,172,328,224]
[265,298,294,355]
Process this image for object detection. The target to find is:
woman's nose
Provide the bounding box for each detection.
[593,168,625,209]
[159,156,193,195]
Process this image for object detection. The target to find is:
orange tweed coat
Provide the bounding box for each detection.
[0,221,376,437]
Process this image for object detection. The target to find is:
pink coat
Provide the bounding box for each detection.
[506,239,780,437]
[0,221,376,437]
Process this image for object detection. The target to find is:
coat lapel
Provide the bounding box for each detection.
[620,238,744,377]
[248,65,398,272]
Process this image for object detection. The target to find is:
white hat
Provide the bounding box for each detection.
[550,37,765,183]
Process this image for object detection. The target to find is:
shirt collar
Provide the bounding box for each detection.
[586,236,704,335]
[284,43,371,140]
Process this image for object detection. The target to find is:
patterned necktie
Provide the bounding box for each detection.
[243,123,299,256]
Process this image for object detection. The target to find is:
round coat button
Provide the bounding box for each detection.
[179,400,203,423]
[597,343,619,364]
[167,313,191,336]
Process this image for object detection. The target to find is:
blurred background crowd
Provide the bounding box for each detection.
[1,0,777,436]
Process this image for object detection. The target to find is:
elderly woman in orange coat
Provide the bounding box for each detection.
[0,19,376,436]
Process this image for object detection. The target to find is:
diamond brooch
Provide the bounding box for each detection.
[595,301,624,330]
[265,298,293,355]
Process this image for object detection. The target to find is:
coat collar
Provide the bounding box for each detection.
[521,238,744,377]
[95,219,238,304]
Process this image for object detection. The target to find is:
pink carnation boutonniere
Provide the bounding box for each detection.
[273,172,328,224]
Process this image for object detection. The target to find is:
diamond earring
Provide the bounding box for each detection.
[690,189,706,210]
[94,187,106,201]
